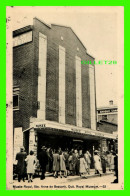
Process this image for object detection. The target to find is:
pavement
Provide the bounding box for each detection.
[11,169,117,190]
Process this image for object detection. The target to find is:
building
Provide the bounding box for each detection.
[97,101,118,151]
[13,17,117,159]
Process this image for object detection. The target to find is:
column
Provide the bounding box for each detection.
[89,64,96,130]
[59,45,65,124]
[37,32,47,120]
[29,128,38,156]
[75,56,82,127]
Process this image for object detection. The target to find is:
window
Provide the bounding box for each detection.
[13,87,19,110]
[102,115,107,120]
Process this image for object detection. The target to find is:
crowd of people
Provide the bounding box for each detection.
[14,146,118,183]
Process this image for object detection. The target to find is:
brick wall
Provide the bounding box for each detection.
[13,18,96,131]
[13,40,34,130]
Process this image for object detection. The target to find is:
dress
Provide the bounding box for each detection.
[26,155,36,174]
[60,154,66,171]
[79,157,88,173]
[53,153,60,171]
[94,155,102,171]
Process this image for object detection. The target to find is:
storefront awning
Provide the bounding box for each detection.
[28,119,118,140]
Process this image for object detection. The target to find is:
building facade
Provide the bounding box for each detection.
[13,18,117,159]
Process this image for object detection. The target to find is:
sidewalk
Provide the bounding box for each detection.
[44,169,113,182]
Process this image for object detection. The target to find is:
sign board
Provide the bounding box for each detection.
[98,108,118,114]
[13,31,32,47]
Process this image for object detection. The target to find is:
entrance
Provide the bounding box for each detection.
[37,132,100,154]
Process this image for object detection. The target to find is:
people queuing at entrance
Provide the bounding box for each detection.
[15,146,118,182]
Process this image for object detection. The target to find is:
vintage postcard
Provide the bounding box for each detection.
[6,6,124,190]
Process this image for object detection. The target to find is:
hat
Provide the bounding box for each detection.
[94,150,99,153]
[41,146,47,150]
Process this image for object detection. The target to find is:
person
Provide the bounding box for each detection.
[25,150,36,182]
[59,151,67,178]
[93,150,102,175]
[84,151,91,174]
[110,151,115,171]
[53,149,60,178]
[72,149,79,175]
[16,146,27,182]
[112,151,118,183]
[63,149,69,176]
[68,152,73,175]
[46,147,53,173]
[37,146,48,180]
[106,151,111,171]
[79,154,88,176]
[101,152,107,173]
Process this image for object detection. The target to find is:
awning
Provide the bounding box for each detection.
[28,119,118,140]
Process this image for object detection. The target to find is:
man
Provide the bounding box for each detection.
[16,146,27,182]
[38,146,48,180]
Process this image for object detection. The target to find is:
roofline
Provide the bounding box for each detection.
[13,25,33,37]
[97,106,118,110]
[51,23,87,50]
[86,52,95,60]
[34,17,51,29]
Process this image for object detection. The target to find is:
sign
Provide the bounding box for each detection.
[13,31,32,47]
[36,124,46,128]
[32,120,117,139]
[98,108,118,114]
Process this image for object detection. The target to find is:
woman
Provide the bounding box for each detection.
[93,150,102,175]
[52,149,60,178]
[79,154,88,176]
[16,147,27,182]
[84,151,91,174]
[59,151,67,178]
[25,150,36,182]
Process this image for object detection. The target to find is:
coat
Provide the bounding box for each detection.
[68,155,73,171]
[38,150,48,170]
[53,153,60,171]
[16,152,27,175]
[94,155,102,171]
[79,157,88,173]
[26,155,36,174]
[72,153,78,168]
[84,153,91,165]
[60,154,66,171]
[63,152,69,169]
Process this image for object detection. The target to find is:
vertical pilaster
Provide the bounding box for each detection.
[75,56,82,127]
[59,45,65,124]
[89,64,96,130]
[29,128,37,156]
[37,32,47,120]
